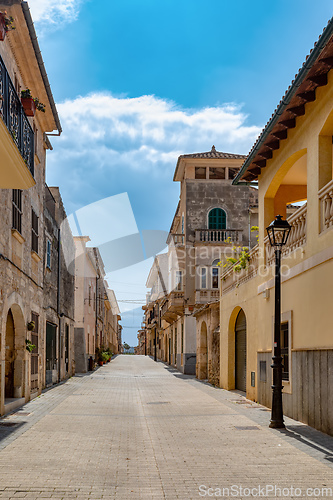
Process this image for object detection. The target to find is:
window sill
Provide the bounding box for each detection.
[31,250,41,263]
[11,228,25,244]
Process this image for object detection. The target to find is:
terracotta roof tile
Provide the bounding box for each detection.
[179,145,247,161]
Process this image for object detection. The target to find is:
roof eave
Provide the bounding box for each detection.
[233,17,333,185]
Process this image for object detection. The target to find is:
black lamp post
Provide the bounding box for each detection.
[266,214,291,429]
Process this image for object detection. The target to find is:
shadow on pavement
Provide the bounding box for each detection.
[278,425,333,463]
[162,364,196,380]
[0,421,25,443]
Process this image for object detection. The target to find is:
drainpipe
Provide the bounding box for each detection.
[57,228,61,383]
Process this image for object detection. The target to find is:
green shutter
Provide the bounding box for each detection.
[208,208,226,229]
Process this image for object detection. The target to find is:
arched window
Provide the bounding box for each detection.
[208,208,226,229]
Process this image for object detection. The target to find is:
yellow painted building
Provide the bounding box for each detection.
[220,18,333,435]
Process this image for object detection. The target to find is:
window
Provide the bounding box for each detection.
[181,323,184,354]
[212,259,220,289]
[208,208,226,230]
[212,267,219,289]
[201,268,207,289]
[175,270,183,291]
[31,209,38,254]
[46,239,51,269]
[281,322,289,381]
[88,285,92,306]
[195,167,206,179]
[181,214,184,235]
[209,167,225,179]
[12,189,22,234]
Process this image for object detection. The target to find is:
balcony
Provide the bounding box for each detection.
[195,289,220,304]
[195,229,242,244]
[160,291,184,323]
[264,203,307,266]
[221,204,307,296]
[169,234,185,247]
[0,54,35,188]
[319,180,333,233]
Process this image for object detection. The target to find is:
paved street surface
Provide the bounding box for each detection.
[0,356,333,499]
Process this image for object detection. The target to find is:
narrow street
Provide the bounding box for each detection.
[0,356,332,499]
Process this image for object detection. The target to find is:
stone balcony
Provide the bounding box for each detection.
[169,234,185,247]
[160,291,184,323]
[221,204,307,296]
[319,180,333,233]
[195,228,242,244]
[195,289,220,304]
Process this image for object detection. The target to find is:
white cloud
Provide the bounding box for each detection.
[52,92,261,175]
[46,92,262,218]
[28,0,82,24]
[46,93,262,323]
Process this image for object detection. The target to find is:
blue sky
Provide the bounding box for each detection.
[29,0,333,345]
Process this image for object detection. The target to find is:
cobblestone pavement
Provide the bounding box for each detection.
[0,356,333,499]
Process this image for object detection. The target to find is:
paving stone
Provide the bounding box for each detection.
[0,356,332,499]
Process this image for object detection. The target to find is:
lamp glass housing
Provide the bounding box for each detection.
[266,215,291,248]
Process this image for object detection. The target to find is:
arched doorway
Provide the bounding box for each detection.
[4,304,26,400]
[198,321,208,379]
[5,309,15,398]
[235,309,247,392]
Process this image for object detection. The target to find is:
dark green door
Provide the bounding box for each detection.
[46,322,57,371]
[235,310,247,392]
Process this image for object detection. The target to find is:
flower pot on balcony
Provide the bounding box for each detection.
[21,97,36,117]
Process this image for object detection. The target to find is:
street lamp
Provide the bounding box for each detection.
[266,214,291,429]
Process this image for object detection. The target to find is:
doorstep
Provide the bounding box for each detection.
[4,397,25,414]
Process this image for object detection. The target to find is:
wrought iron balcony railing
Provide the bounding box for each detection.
[0,54,34,175]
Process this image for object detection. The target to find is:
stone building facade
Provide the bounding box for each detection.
[43,185,75,387]
[0,0,62,414]
[74,238,122,371]
[142,148,259,381]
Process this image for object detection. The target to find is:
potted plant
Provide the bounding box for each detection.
[21,89,46,117]
[0,11,15,41]
[27,320,35,331]
[25,339,36,353]
[102,351,109,364]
